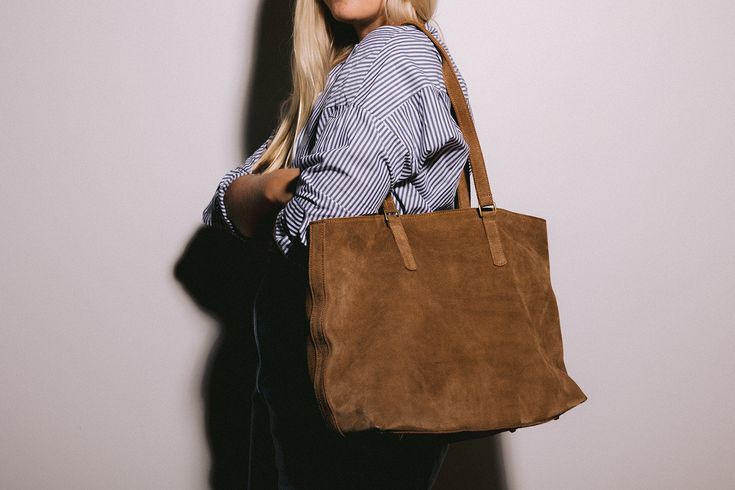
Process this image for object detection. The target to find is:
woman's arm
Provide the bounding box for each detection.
[204,130,300,242]
[272,86,468,257]
[270,29,470,257]
[223,167,300,239]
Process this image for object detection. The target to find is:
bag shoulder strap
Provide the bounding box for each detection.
[381,20,496,214]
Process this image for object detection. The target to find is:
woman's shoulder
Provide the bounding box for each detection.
[355,21,439,56]
[330,21,467,119]
[345,21,443,81]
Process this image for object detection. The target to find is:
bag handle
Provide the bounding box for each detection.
[381,19,496,214]
[380,20,507,269]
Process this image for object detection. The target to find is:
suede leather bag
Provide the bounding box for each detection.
[304,20,587,442]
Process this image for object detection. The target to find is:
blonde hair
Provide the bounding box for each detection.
[250,0,439,174]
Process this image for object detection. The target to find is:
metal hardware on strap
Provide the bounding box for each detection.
[383,210,399,222]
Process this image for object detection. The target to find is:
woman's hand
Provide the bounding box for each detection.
[262,167,301,208]
[223,167,301,239]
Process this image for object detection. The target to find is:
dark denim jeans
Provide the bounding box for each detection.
[248,246,449,489]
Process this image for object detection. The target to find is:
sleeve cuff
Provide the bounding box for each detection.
[272,197,310,258]
[216,166,253,240]
[201,165,252,242]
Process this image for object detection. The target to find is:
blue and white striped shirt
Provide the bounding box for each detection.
[203,21,473,257]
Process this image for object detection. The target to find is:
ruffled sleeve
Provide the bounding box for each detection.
[272,103,402,256]
[201,130,275,240]
[382,84,469,206]
[272,89,469,257]
[272,27,471,257]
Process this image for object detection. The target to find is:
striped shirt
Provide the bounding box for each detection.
[203,21,474,257]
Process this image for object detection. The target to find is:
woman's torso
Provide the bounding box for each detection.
[291,21,473,216]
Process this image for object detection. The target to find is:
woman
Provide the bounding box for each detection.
[203,0,474,488]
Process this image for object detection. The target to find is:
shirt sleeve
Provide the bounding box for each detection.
[272,103,402,257]
[272,86,469,257]
[272,26,472,257]
[382,84,469,208]
[201,129,275,240]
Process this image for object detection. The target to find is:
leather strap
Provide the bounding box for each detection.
[385,214,418,270]
[382,189,418,270]
[452,92,472,209]
[456,160,471,209]
[379,19,506,268]
[381,20,496,212]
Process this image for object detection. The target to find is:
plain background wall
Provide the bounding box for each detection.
[1,0,733,488]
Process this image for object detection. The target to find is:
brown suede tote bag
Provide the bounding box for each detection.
[304,20,587,442]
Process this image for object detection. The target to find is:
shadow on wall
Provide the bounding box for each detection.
[174,1,293,487]
[175,1,509,488]
[175,227,276,489]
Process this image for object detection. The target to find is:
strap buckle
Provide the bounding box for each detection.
[478,203,496,217]
[383,210,399,222]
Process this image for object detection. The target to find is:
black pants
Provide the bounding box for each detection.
[248,247,449,489]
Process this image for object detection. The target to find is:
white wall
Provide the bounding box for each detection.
[1,1,733,489]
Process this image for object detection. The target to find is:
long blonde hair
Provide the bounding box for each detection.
[250,0,438,174]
